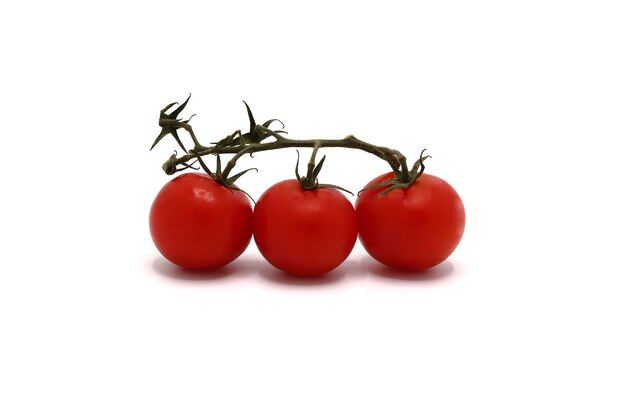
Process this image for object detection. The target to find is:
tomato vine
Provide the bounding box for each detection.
[151,95,430,196]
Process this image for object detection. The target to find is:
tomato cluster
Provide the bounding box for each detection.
[150,171,465,276]
[149,96,465,276]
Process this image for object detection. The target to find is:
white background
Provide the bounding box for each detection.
[1,1,625,410]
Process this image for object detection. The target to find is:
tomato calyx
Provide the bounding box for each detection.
[188,151,258,204]
[359,149,431,197]
[295,148,353,195]
[151,94,208,153]
[211,101,287,148]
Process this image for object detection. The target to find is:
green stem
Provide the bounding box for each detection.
[168,131,408,180]
[305,143,320,187]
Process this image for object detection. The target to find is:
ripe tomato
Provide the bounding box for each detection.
[356,172,465,271]
[149,173,253,269]
[253,180,358,276]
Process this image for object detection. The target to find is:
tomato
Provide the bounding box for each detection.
[356,172,465,271]
[253,180,358,276]
[149,173,253,269]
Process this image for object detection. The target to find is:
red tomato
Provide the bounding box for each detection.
[356,172,465,271]
[253,180,358,276]
[149,173,253,269]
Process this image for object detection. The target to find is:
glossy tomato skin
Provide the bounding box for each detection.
[356,172,465,271]
[253,180,358,276]
[149,173,253,270]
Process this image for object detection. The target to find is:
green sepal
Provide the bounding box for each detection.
[358,149,431,198]
[225,167,258,186]
[311,155,326,182]
[358,178,396,195]
[216,154,222,175]
[262,119,285,129]
[317,183,354,196]
[236,102,287,145]
[295,150,302,181]
[151,94,194,152]
[169,94,191,119]
[377,182,410,198]
[243,101,256,133]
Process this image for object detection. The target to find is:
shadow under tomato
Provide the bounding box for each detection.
[361,256,456,282]
[257,259,360,286]
[151,256,258,281]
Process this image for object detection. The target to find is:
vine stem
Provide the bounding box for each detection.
[169,125,409,183]
[304,143,321,187]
